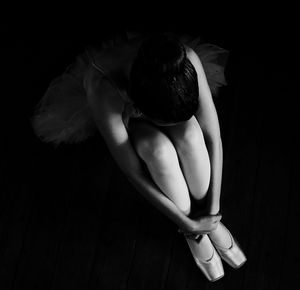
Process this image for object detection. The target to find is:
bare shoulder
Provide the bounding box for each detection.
[84,64,131,146]
[85,65,125,123]
[185,45,215,109]
[185,45,202,71]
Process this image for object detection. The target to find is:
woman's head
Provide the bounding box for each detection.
[129,33,199,125]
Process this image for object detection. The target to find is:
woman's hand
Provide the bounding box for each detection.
[178,213,222,240]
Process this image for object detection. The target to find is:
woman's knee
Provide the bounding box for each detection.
[178,199,191,216]
[168,116,205,152]
[137,134,176,165]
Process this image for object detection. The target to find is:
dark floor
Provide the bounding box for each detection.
[1,23,299,289]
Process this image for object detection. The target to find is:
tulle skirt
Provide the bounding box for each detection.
[31,33,229,146]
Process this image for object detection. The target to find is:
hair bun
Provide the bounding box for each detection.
[138,34,186,76]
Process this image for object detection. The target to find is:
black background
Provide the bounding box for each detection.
[1,8,299,289]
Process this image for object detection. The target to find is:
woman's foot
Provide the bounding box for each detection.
[208,223,247,269]
[185,234,224,282]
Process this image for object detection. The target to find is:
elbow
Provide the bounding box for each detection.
[219,136,223,147]
[204,133,222,148]
[217,136,223,153]
[204,135,223,158]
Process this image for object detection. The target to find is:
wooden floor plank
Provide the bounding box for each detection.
[10,147,74,290]
[86,162,141,290]
[278,133,300,289]
[242,119,292,289]
[0,174,18,223]
[0,183,33,290]
[242,63,296,289]
[125,200,175,290]
[49,139,114,290]
[270,73,299,289]
[89,167,141,290]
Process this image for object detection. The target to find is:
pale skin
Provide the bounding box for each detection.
[84,45,232,258]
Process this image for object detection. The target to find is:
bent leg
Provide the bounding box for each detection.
[163,116,211,201]
[164,116,232,248]
[128,118,215,260]
[128,119,191,215]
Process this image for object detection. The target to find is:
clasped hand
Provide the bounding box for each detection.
[178,209,222,240]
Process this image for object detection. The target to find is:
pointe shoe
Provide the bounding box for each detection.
[210,224,247,269]
[186,235,224,282]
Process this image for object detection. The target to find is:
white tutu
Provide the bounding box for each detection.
[31,32,229,146]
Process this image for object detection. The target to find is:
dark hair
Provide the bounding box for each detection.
[129,33,199,124]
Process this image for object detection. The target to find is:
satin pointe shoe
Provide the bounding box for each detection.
[210,224,247,269]
[185,234,224,282]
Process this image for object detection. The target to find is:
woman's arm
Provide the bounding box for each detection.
[85,71,194,231]
[86,68,220,234]
[187,49,223,215]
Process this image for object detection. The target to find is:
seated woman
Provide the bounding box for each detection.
[31,32,246,282]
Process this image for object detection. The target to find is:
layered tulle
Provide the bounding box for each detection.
[31,33,229,146]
